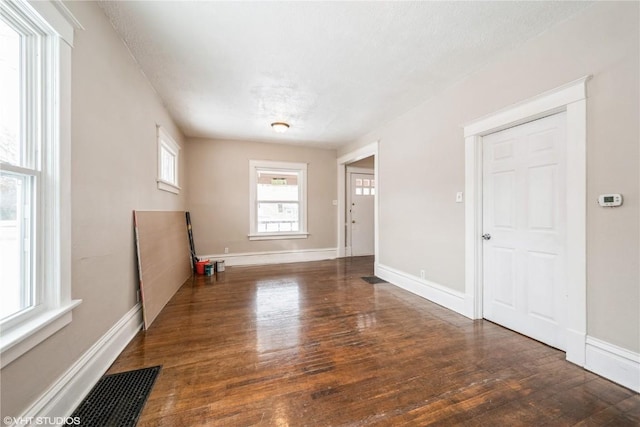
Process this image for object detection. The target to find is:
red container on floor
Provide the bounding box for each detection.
[195,260,209,275]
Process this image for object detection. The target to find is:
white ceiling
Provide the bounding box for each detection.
[98,1,591,149]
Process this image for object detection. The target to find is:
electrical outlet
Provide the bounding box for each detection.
[224,247,229,254]
[456,192,464,203]
[420,270,425,280]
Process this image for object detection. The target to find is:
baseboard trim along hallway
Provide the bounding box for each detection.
[199,248,337,267]
[585,336,640,393]
[376,263,468,318]
[13,305,143,427]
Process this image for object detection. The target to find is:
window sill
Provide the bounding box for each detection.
[0,299,82,368]
[157,179,180,194]
[248,232,309,241]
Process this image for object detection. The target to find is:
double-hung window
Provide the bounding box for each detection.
[0,0,80,367]
[249,160,308,240]
[0,12,32,323]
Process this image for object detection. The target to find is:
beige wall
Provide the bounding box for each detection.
[186,139,337,256]
[0,1,187,417]
[340,2,639,353]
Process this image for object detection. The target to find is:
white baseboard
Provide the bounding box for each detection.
[14,304,143,427]
[375,264,639,392]
[199,248,337,267]
[375,263,468,318]
[585,336,640,392]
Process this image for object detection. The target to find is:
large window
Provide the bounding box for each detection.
[0,16,32,322]
[249,160,308,240]
[0,0,79,367]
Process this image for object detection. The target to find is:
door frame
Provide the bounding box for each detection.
[337,142,379,262]
[463,76,589,366]
[346,167,374,257]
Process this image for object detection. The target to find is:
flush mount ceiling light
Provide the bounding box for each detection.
[271,122,290,133]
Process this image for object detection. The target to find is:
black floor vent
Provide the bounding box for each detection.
[361,276,387,284]
[66,365,161,427]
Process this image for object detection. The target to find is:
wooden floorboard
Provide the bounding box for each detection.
[108,256,640,426]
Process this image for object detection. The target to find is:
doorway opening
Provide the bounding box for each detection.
[337,142,378,263]
[346,157,375,256]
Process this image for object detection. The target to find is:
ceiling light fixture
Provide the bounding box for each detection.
[271,122,290,133]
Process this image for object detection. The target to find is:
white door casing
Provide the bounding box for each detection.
[482,113,567,350]
[464,76,589,366]
[348,171,375,256]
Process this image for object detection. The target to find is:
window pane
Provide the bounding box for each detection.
[0,173,33,320]
[0,20,21,165]
[257,170,298,202]
[257,202,299,232]
[160,145,175,183]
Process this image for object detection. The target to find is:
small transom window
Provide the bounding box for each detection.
[157,126,180,194]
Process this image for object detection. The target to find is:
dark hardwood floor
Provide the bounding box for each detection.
[109,257,640,426]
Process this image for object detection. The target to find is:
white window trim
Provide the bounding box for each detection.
[248,160,309,241]
[0,0,82,368]
[156,125,181,194]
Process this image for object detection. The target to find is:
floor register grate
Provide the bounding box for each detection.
[361,276,387,284]
[65,365,161,427]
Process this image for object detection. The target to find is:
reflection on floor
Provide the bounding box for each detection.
[109,256,640,426]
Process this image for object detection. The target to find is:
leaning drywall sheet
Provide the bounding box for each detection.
[133,210,191,329]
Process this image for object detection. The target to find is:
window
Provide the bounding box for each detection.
[157,126,180,194]
[0,16,30,322]
[355,178,375,196]
[249,160,308,240]
[0,0,80,367]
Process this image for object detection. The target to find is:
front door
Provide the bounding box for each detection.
[348,172,375,256]
[482,112,567,350]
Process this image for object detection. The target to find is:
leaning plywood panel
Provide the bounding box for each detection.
[133,211,191,329]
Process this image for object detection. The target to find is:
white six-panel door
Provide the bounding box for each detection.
[482,112,567,350]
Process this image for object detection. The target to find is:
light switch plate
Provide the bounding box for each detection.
[456,192,464,203]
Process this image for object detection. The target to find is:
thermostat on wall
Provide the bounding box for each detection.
[598,194,623,207]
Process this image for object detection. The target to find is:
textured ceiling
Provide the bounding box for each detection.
[98,1,591,148]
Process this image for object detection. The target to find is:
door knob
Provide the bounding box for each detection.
[352,220,356,223]
[482,233,491,240]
